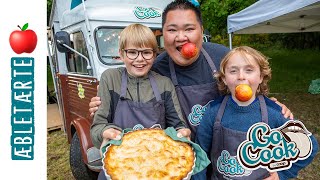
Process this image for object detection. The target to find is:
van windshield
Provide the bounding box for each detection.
[95,28,164,65]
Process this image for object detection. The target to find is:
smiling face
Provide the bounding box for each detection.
[222,52,263,105]
[118,24,158,77]
[163,9,203,66]
[120,46,155,77]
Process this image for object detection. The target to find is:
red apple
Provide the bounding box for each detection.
[9,23,37,54]
[235,84,253,102]
[181,42,198,59]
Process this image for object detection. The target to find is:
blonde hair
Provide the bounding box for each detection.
[215,46,272,96]
[119,24,158,55]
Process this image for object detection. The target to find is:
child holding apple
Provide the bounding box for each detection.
[194,46,318,180]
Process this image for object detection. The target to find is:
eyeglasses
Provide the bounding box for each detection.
[123,49,155,60]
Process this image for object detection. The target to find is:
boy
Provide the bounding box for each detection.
[90,24,190,150]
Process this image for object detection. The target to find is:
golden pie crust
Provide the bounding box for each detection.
[104,129,195,180]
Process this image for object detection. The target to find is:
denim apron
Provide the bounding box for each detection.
[169,48,219,140]
[98,71,166,180]
[211,95,269,180]
[113,70,166,129]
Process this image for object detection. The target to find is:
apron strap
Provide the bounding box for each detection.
[169,47,217,86]
[149,73,162,101]
[215,95,269,124]
[215,95,229,124]
[201,48,217,73]
[169,58,178,86]
[258,95,269,123]
[120,70,162,101]
[120,70,128,98]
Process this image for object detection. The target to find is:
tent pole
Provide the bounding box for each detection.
[229,33,232,49]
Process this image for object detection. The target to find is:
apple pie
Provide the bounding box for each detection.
[103,129,195,180]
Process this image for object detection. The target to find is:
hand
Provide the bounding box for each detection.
[102,128,122,141]
[270,97,294,119]
[177,128,191,140]
[100,128,121,157]
[263,172,279,180]
[89,96,101,117]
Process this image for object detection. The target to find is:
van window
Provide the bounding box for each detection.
[95,28,123,65]
[95,28,164,65]
[154,29,165,54]
[67,32,89,74]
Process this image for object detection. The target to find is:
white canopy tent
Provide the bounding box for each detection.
[227,0,320,49]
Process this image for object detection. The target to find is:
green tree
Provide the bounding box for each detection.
[200,0,255,37]
[47,0,53,25]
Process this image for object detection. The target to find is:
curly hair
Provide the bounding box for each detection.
[215,46,272,96]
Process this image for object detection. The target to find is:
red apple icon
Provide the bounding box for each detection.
[9,23,37,54]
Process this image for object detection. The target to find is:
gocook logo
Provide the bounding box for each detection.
[188,100,214,126]
[133,124,145,130]
[133,7,161,19]
[237,120,313,172]
[217,150,252,177]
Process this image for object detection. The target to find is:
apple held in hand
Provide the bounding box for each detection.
[235,84,253,102]
[9,23,37,54]
[181,42,198,59]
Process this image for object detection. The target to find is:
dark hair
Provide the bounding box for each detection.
[162,0,203,28]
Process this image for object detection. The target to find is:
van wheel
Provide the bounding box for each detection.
[70,133,98,180]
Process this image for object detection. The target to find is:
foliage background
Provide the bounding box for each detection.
[197,0,320,49]
[47,0,52,25]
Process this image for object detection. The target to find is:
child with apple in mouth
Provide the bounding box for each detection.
[194,46,318,180]
[90,23,191,153]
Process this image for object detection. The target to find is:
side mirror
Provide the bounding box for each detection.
[203,29,211,42]
[55,31,71,53]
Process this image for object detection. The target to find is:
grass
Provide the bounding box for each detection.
[47,48,320,179]
[263,49,320,93]
[255,48,320,179]
[47,131,75,180]
[271,93,320,180]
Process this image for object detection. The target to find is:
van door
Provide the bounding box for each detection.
[57,30,100,179]
[48,27,67,132]
[59,31,98,142]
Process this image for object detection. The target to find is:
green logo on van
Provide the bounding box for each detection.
[77,83,85,99]
[134,7,161,19]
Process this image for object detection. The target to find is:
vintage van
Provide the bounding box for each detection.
[48,0,172,179]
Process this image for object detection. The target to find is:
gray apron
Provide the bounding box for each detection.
[169,48,219,140]
[211,95,269,180]
[113,70,166,129]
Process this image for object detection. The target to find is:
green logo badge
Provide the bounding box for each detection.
[133,7,161,19]
[77,83,85,99]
